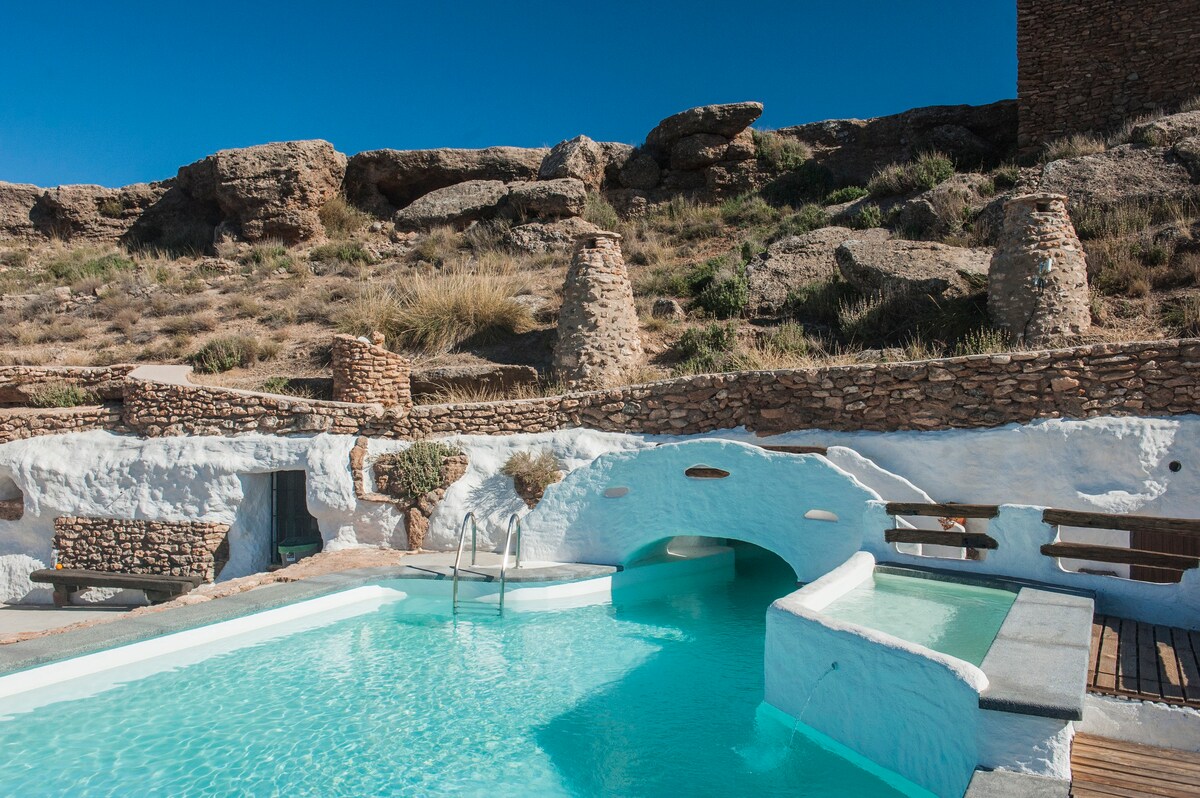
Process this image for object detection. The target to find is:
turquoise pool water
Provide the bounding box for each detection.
[0,550,929,797]
[822,571,1017,665]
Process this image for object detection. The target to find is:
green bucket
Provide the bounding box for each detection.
[278,537,322,565]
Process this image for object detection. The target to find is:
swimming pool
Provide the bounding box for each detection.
[0,548,931,797]
[821,571,1017,665]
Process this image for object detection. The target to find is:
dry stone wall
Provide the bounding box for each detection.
[53,517,231,581]
[0,364,135,405]
[114,338,1200,439]
[0,404,124,443]
[331,333,412,406]
[1017,0,1200,151]
[989,193,1091,347]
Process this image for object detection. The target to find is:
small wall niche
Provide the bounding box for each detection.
[0,474,23,522]
[685,466,730,480]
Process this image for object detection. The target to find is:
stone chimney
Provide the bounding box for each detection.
[331,332,412,407]
[553,232,644,390]
[988,193,1091,347]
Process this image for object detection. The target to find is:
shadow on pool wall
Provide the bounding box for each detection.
[519,439,882,583]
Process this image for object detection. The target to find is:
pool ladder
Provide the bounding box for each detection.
[451,512,521,616]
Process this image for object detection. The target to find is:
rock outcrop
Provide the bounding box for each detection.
[746,227,890,314]
[506,178,586,219]
[539,136,607,192]
[1040,144,1200,210]
[175,140,346,244]
[503,217,601,254]
[344,146,547,217]
[836,238,991,298]
[393,179,510,230]
[989,193,1090,346]
[0,182,47,240]
[778,101,1018,186]
[554,232,643,389]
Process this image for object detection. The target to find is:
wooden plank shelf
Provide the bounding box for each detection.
[884,528,999,550]
[756,445,828,455]
[1088,615,1200,709]
[1071,733,1200,797]
[884,502,1000,519]
[1044,509,1200,540]
[1041,542,1200,571]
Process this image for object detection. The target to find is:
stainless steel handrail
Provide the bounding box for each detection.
[497,513,522,614]
[451,512,478,614]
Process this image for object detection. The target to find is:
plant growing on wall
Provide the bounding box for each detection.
[502,450,564,508]
[375,441,463,502]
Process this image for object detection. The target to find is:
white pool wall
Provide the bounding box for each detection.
[764,552,989,798]
[1079,693,1200,752]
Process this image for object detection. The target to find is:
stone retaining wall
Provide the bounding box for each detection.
[0,404,125,444]
[116,338,1199,439]
[1018,0,1200,151]
[0,364,135,405]
[53,517,231,581]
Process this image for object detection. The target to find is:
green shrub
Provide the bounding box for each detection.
[377,441,462,500]
[760,321,810,357]
[953,327,1011,356]
[719,193,779,227]
[770,204,829,240]
[761,161,834,207]
[189,335,274,374]
[310,241,373,265]
[46,249,135,283]
[823,186,869,205]
[27,382,96,408]
[259,376,315,398]
[1163,295,1200,337]
[650,197,723,240]
[784,279,858,326]
[96,197,124,219]
[851,204,884,229]
[582,194,620,230]
[672,323,741,375]
[991,163,1021,190]
[1039,134,1106,164]
[240,243,294,273]
[753,130,810,172]
[693,272,748,319]
[867,152,955,197]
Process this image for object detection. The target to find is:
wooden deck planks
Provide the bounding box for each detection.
[1089,615,1200,709]
[1071,734,1200,798]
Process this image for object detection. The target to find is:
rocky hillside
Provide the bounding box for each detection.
[0,98,1197,400]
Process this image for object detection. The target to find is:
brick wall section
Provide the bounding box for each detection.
[0,404,125,444]
[53,517,231,581]
[0,364,135,405]
[1017,0,1200,151]
[115,338,1200,439]
[331,333,412,406]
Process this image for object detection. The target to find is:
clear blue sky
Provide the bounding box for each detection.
[0,0,1016,188]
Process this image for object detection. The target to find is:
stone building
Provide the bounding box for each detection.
[988,193,1090,347]
[1017,0,1200,152]
[553,232,644,390]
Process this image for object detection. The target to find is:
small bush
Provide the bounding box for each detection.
[650,197,723,240]
[770,204,829,241]
[320,195,371,238]
[1163,296,1200,337]
[953,327,1010,356]
[672,323,742,375]
[582,194,620,230]
[753,130,810,172]
[46,249,135,283]
[377,441,462,501]
[310,241,373,266]
[27,382,96,408]
[259,376,316,398]
[761,161,834,207]
[693,272,748,319]
[1040,134,1106,163]
[189,335,273,373]
[410,226,461,266]
[0,249,31,270]
[240,243,294,273]
[823,186,869,206]
[867,152,955,198]
[784,278,858,327]
[991,163,1021,190]
[501,450,564,505]
[719,193,779,227]
[96,197,124,219]
[851,204,884,230]
[759,321,810,357]
[1181,95,1200,113]
[160,312,218,336]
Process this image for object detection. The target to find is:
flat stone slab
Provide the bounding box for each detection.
[964,769,1069,798]
[979,588,1094,720]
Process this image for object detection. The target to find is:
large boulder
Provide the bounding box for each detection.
[892,173,1000,240]
[176,140,346,243]
[1129,110,1200,147]
[504,217,601,254]
[746,227,890,314]
[393,180,508,231]
[776,100,1018,185]
[1175,137,1200,181]
[670,133,731,171]
[506,178,586,219]
[29,182,168,242]
[539,136,606,192]
[643,102,764,159]
[835,238,991,298]
[618,153,662,190]
[1039,144,1200,210]
[345,146,547,216]
[0,182,43,240]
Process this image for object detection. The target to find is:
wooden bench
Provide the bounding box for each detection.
[30,569,203,606]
